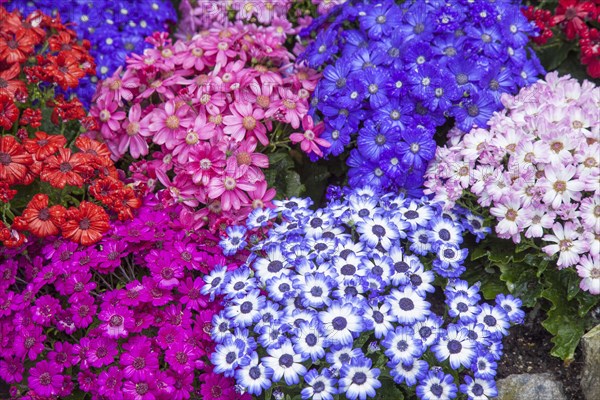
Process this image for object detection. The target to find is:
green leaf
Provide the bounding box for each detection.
[535,40,573,71]
[265,388,272,400]
[373,378,404,400]
[470,246,488,261]
[285,171,305,198]
[577,293,600,318]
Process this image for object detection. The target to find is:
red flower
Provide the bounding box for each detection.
[0,135,33,185]
[0,181,16,202]
[0,63,26,99]
[0,29,35,64]
[0,93,19,130]
[40,148,89,189]
[1,9,46,45]
[553,0,597,40]
[45,52,86,89]
[21,193,66,238]
[61,201,110,245]
[22,131,67,160]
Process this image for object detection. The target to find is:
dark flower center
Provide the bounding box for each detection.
[352,372,367,385]
[79,217,91,230]
[313,381,325,393]
[0,152,12,165]
[443,249,456,259]
[310,286,323,297]
[397,340,408,351]
[59,162,73,173]
[279,354,294,368]
[305,333,317,346]
[39,372,51,385]
[249,366,261,379]
[371,225,386,237]
[341,264,356,275]
[483,315,497,326]
[468,105,480,117]
[133,357,145,370]
[438,229,451,241]
[176,352,188,364]
[225,352,236,364]
[240,301,253,314]
[373,311,384,323]
[332,316,347,330]
[472,383,484,396]
[431,383,443,396]
[399,298,414,311]
[394,261,409,273]
[268,261,283,273]
[109,315,123,327]
[136,383,148,395]
[448,340,462,354]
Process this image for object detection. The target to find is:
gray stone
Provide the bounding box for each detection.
[581,324,600,400]
[494,373,566,400]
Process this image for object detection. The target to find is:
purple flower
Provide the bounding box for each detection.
[28,360,63,397]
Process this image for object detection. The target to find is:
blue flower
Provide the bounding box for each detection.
[357,121,398,162]
[262,340,308,385]
[416,368,458,400]
[211,335,250,377]
[338,357,382,400]
[201,265,229,300]
[220,225,248,256]
[301,369,338,400]
[293,320,328,362]
[359,0,402,39]
[495,294,525,324]
[235,352,273,396]
[382,326,424,365]
[225,289,265,328]
[386,287,430,325]
[307,28,340,68]
[460,376,498,400]
[389,359,429,387]
[433,243,468,278]
[452,92,497,132]
[319,301,365,346]
[396,128,436,171]
[432,325,477,369]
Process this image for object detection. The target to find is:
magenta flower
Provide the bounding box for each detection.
[120,339,160,380]
[99,304,133,339]
[0,356,24,384]
[70,295,97,329]
[87,337,119,368]
[14,326,45,360]
[179,277,208,311]
[47,341,75,369]
[165,342,199,374]
[188,143,226,186]
[97,366,124,398]
[28,360,63,397]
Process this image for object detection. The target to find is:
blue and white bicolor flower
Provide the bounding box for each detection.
[262,340,308,386]
[338,357,382,400]
[220,225,248,256]
[301,368,339,400]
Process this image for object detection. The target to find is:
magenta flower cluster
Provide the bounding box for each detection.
[0,194,253,400]
[89,27,323,231]
[424,72,599,295]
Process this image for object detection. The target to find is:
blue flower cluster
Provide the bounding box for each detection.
[9,0,176,106]
[301,0,543,192]
[207,186,522,400]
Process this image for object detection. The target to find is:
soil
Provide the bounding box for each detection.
[497,308,584,400]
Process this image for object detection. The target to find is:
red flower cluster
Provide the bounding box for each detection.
[0,7,140,248]
[523,0,600,78]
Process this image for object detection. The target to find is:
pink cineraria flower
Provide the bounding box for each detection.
[92,97,126,139]
[173,111,216,164]
[146,101,193,149]
[117,104,150,160]
[539,163,585,209]
[188,143,227,186]
[290,115,330,157]
[248,180,276,210]
[87,337,119,368]
[165,342,200,374]
[542,222,589,268]
[490,193,526,240]
[267,87,308,129]
[101,66,139,104]
[207,163,257,211]
[577,255,600,295]
[223,102,267,145]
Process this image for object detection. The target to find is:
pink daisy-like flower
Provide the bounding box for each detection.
[576,254,600,295]
[290,115,330,157]
[539,163,585,209]
[99,304,133,339]
[204,35,237,66]
[47,341,75,369]
[149,254,184,289]
[248,180,276,209]
[70,295,97,329]
[207,163,257,211]
[490,193,526,238]
[117,104,150,160]
[172,111,216,163]
[14,326,45,360]
[188,143,227,186]
[92,96,126,139]
[28,360,63,397]
[101,66,140,104]
[146,101,193,150]
[267,87,308,129]
[223,101,267,145]
[156,325,185,350]
[542,222,590,268]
